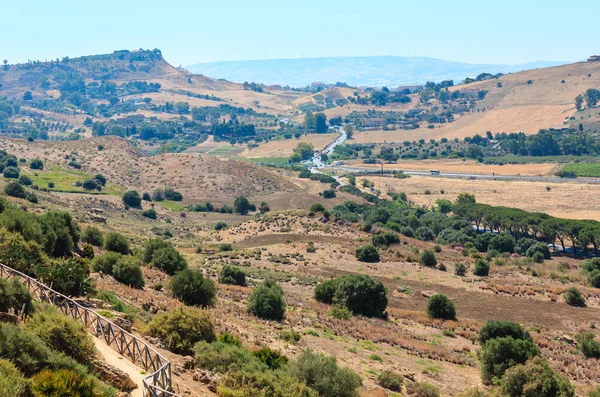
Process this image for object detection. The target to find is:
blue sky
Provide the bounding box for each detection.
[1,0,598,66]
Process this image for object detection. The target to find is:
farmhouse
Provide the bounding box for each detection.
[588,55,600,62]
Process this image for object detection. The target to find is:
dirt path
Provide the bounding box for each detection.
[93,338,145,397]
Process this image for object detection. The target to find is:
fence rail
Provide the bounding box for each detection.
[0,263,179,397]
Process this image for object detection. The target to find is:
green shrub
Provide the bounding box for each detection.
[82,244,94,259]
[146,307,215,355]
[0,228,46,275]
[142,238,171,263]
[377,370,403,392]
[170,268,216,307]
[219,265,246,286]
[112,256,145,289]
[220,243,234,252]
[405,382,440,397]
[122,190,141,207]
[563,287,585,307]
[478,320,532,345]
[194,340,257,373]
[30,159,44,170]
[234,196,251,215]
[3,166,20,179]
[419,249,437,267]
[48,181,54,189]
[355,244,380,262]
[314,278,339,304]
[142,208,157,219]
[427,294,456,320]
[91,251,121,274]
[309,203,325,213]
[500,357,574,397]
[151,246,187,275]
[280,330,301,343]
[473,259,490,276]
[247,279,286,320]
[39,210,81,258]
[329,305,353,320]
[322,189,336,199]
[25,304,97,366]
[576,332,600,358]
[37,258,91,297]
[589,386,600,397]
[82,179,100,191]
[18,175,32,186]
[214,221,228,230]
[288,349,362,397]
[31,369,98,397]
[104,232,129,254]
[82,226,104,246]
[218,366,318,397]
[253,347,288,370]
[4,181,26,198]
[0,277,34,316]
[332,274,388,318]
[371,231,400,248]
[455,262,467,276]
[0,358,27,397]
[479,336,540,384]
[526,243,551,260]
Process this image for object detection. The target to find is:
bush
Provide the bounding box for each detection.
[479,336,540,384]
[48,181,54,189]
[479,320,532,345]
[25,304,97,366]
[219,243,233,251]
[589,387,600,397]
[104,232,129,254]
[94,174,106,186]
[151,246,187,275]
[91,251,121,274]
[31,369,100,397]
[0,277,35,316]
[194,340,257,373]
[37,258,91,297]
[329,305,353,320]
[280,330,301,343]
[82,179,100,191]
[314,278,339,304]
[30,158,44,170]
[146,307,215,355]
[82,244,94,259]
[112,256,145,289]
[0,358,27,397]
[3,166,20,179]
[309,203,325,213]
[233,196,251,215]
[82,226,104,246]
[253,347,288,370]
[489,234,515,253]
[427,294,456,320]
[142,208,157,219]
[142,192,151,201]
[122,190,142,207]
[214,221,228,230]
[4,181,26,198]
[219,265,247,286]
[405,382,440,397]
[39,211,81,257]
[577,332,600,358]
[18,175,32,186]
[419,249,437,267]
[0,228,46,275]
[288,349,362,397]
[473,259,490,276]
[378,370,403,392]
[526,242,551,260]
[170,268,216,307]
[322,189,336,199]
[355,244,380,262]
[563,287,585,307]
[333,274,388,318]
[371,231,400,248]
[500,357,574,397]
[247,279,286,320]
[142,238,171,263]
[163,187,183,201]
[455,262,467,276]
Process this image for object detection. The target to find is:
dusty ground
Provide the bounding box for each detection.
[240,133,339,158]
[365,174,600,221]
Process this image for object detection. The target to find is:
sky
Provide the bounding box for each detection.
[1,0,599,67]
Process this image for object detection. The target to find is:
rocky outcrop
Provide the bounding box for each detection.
[93,359,138,391]
[192,370,220,392]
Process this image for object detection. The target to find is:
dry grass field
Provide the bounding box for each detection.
[348,158,558,176]
[366,174,600,220]
[240,133,339,158]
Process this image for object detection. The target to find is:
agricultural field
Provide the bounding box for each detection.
[561,162,600,177]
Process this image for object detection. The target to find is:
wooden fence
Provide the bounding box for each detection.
[0,263,179,397]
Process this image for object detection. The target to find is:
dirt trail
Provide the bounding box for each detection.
[93,338,145,397]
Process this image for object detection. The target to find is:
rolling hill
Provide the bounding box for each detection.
[185,56,566,87]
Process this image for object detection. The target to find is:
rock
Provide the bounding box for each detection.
[93,359,137,391]
[422,290,436,298]
[74,298,110,310]
[193,369,220,392]
[113,317,132,332]
[89,214,108,223]
[142,302,159,314]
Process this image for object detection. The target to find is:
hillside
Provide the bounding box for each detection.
[186,56,566,87]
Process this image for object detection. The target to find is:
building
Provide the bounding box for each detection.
[588,55,600,62]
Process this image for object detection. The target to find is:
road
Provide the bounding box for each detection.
[303,127,348,185]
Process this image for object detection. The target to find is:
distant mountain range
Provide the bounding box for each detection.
[185,56,567,88]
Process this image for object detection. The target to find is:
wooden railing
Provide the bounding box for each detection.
[0,263,179,397]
